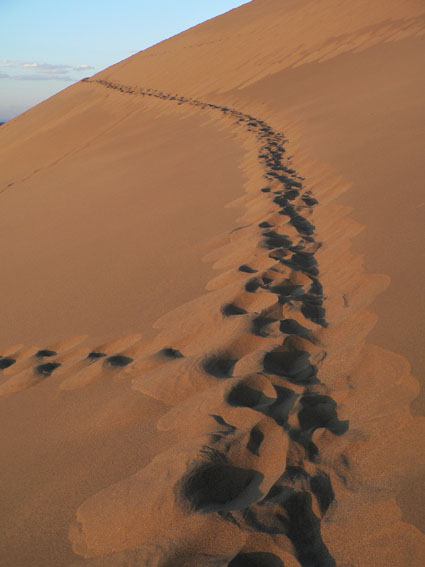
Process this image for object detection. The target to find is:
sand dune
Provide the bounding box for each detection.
[0,1,424,566]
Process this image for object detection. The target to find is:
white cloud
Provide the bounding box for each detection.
[0,60,95,79]
[0,60,18,68]
[73,64,93,70]
[14,74,74,82]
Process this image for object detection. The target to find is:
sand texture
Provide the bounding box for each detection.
[0,1,424,566]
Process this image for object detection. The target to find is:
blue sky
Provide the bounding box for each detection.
[0,0,249,121]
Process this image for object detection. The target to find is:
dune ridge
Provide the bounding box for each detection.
[1,75,423,566]
[96,0,425,96]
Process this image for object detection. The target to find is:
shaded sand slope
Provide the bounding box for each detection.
[0,1,424,566]
[0,84,245,347]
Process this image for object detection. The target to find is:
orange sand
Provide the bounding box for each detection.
[0,1,424,566]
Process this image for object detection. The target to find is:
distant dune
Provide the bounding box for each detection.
[0,1,424,566]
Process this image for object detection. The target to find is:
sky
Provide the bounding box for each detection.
[0,0,249,121]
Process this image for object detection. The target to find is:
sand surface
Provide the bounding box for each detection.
[0,1,424,566]
[0,87,245,347]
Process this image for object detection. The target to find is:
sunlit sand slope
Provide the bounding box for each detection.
[0,1,424,566]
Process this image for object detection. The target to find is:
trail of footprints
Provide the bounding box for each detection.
[0,79,351,566]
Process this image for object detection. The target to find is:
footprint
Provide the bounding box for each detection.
[0,357,16,370]
[246,425,265,456]
[104,355,134,368]
[298,393,349,435]
[251,315,277,337]
[238,265,258,274]
[159,347,184,359]
[203,353,238,379]
[34,349,57,358]
[280,318,312,336]
[87,351,107,360]
[225,374,277,411]
[263,349,318,385]
[182,459,264,513]
[310,471,335,516]
[35,362,61,376]
[222,303,248,317]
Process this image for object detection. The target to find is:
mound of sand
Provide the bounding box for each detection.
[0,1,424,566]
